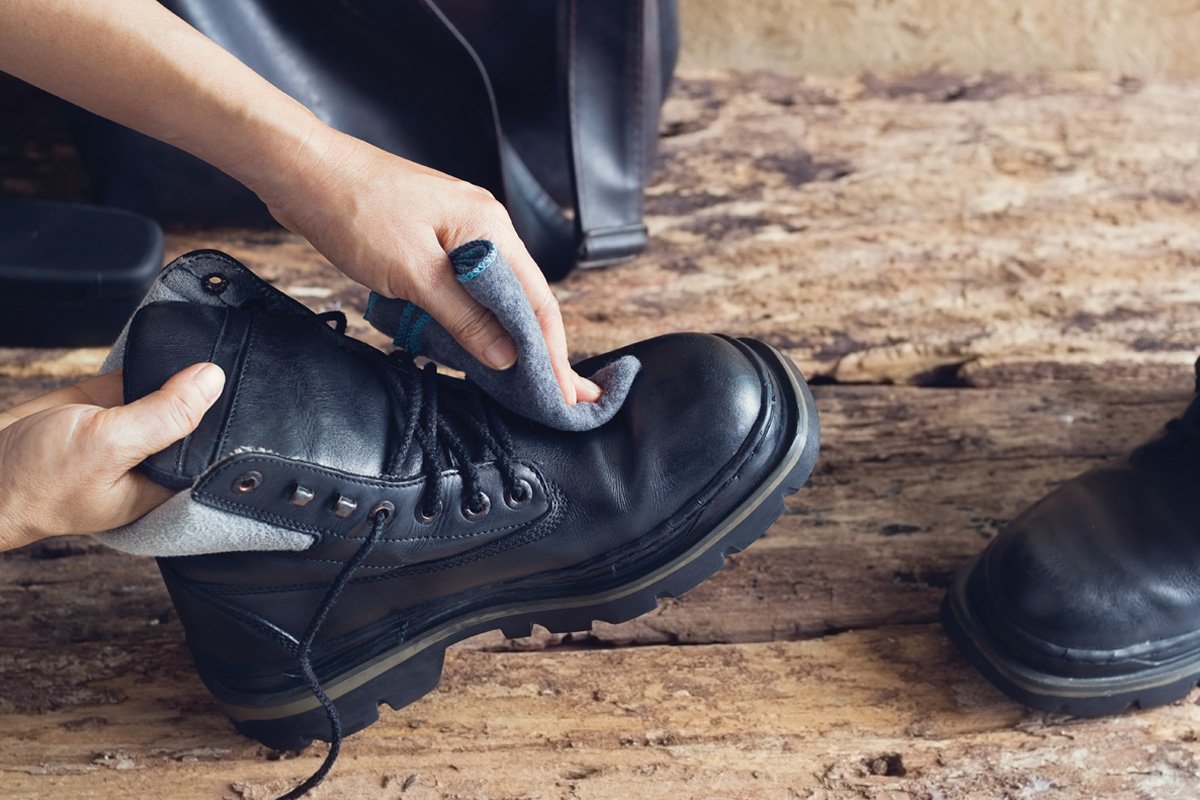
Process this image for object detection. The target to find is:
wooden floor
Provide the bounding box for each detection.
[3,71,1200,799]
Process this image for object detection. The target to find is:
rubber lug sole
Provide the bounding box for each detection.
[942,558,1200,717]
[231,341,820,750]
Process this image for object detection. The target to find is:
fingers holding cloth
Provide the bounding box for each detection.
[365,240,640,432]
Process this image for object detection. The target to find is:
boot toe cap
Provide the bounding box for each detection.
[619,333,773,476]
[557,333,785,529]
[970,465,1200,657]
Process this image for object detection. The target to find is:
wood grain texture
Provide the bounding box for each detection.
[4,70,1200,797]
[3,627,1199,800]
[3,381,1198,798]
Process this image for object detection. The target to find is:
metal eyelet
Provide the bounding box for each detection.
[290,485,315,507]
[202,273,229,295]
[233,470,263,494]
[463,491,491,521]
[504,479,533,509]
[415,499,442,524]
[369,500,395,522]
[332,495,358,518]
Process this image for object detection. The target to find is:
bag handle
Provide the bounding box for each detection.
[564,0,659,269]
[413,0,662,279]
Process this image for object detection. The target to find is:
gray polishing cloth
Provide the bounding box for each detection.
[99,490,313,556]
[365,240,639,431]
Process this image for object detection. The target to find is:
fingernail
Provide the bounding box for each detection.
[194,363,226,402]
[580,377,601,395]
[483,337,518,370]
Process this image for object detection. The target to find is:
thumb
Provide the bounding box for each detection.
[101,362,226,464]
[408,245,517,371]
[439,295,518,372]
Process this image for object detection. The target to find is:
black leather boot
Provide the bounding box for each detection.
[120,253,820,763]
[943,362,1200,715]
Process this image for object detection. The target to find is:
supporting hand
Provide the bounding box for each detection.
[0,365,225,552]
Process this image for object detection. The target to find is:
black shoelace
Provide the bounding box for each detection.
[381,350,529,519]
[275,506,392,800]
[276,312,528,799]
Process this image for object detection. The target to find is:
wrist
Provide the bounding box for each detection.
[217,100,330,207]
[248,121,403,235]
[0,512,41,552]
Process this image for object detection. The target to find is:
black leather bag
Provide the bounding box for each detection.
[68,0,678,281]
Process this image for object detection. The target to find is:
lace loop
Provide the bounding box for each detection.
[379,352,524,511]
[313,310,348,335]
[275,508,393,800]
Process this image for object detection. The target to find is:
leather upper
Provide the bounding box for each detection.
[966,422,1200,668]
[123,268,791,665]
[127,303,400,488]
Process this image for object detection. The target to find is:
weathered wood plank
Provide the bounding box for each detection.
[632,71,1200,386]
[3,626,1198,799]
[6,72,1200,387]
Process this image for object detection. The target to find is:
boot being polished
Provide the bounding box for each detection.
[944,360,1200,716]
[107,251,820,797]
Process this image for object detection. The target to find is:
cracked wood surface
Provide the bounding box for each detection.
[5,626,1200,800]
[3,70,1200,797]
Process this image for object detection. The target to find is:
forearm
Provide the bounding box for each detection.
[0,0,319,200]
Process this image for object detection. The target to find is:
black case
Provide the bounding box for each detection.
[65,0,678,281]
[0,199,163,347]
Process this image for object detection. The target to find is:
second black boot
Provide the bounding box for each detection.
[944,360,1200,715]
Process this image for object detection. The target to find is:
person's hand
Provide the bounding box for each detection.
[260,125,601,406]
[0,364,225,552]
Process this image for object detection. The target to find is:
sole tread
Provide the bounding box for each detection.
[941,579,1200,719]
